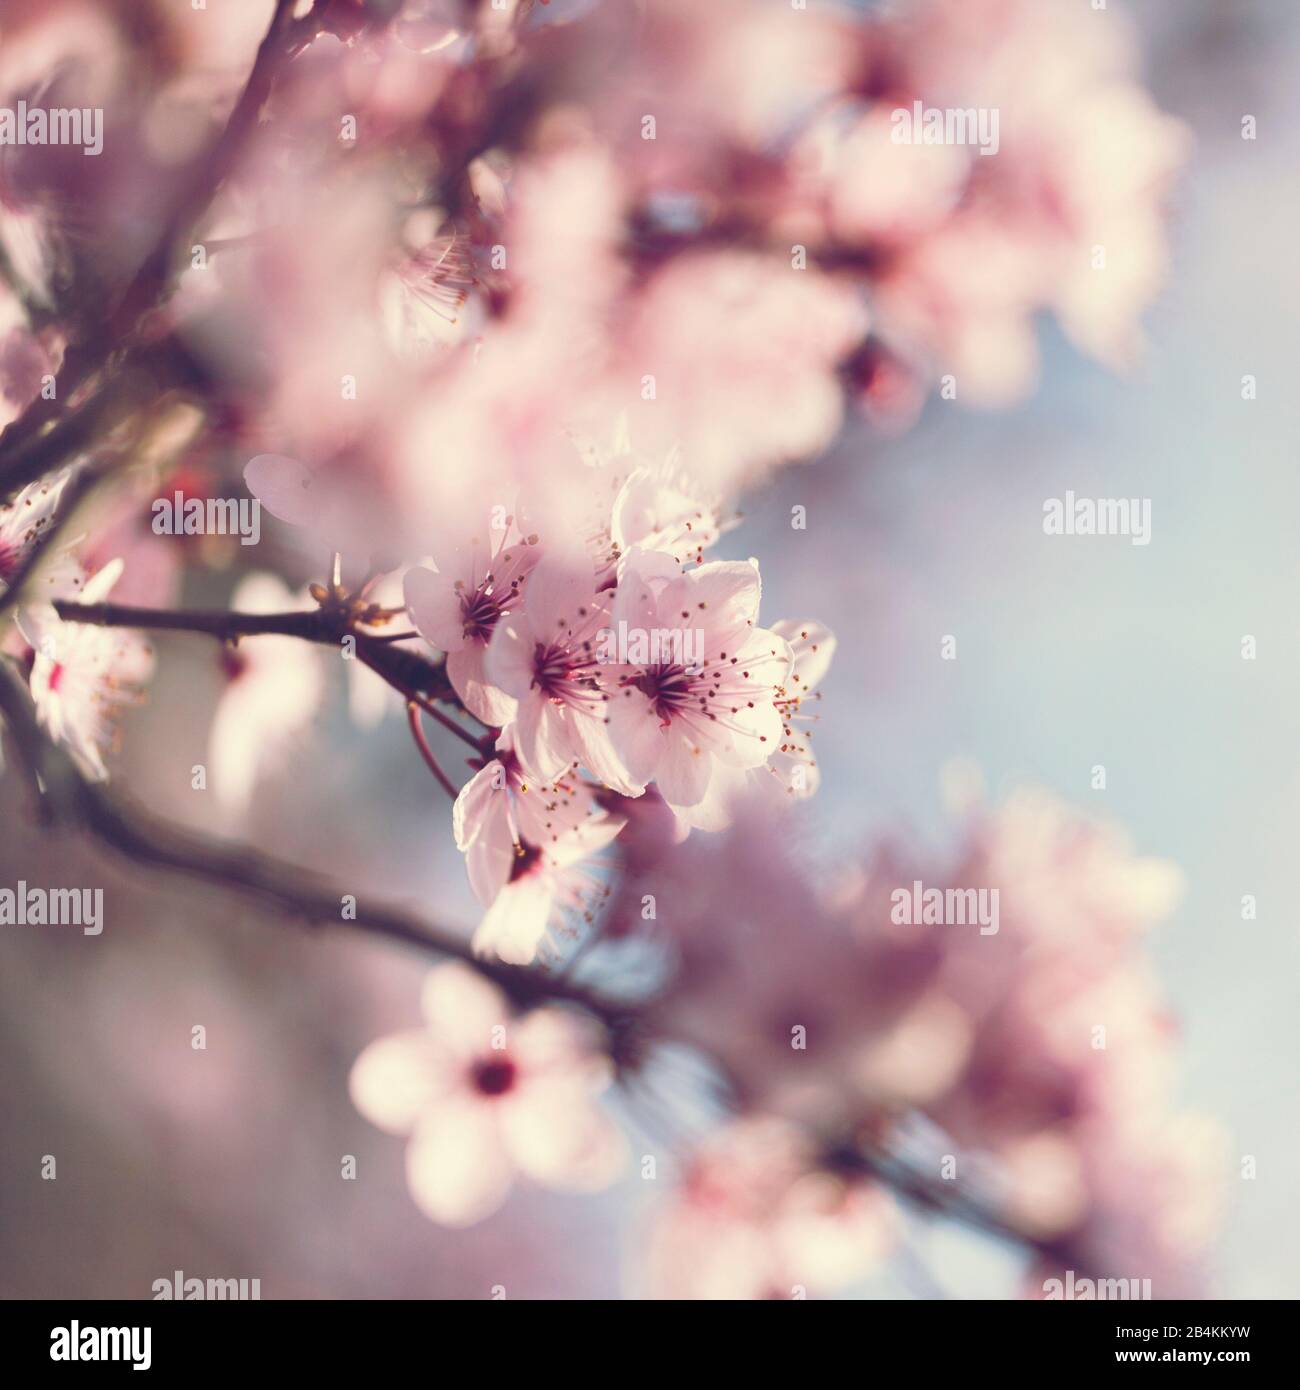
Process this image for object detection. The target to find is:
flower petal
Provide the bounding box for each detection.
[348,1028,446,1136]
[404,564,465,653]
[406,1100,514,1226]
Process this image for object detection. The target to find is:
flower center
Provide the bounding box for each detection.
[461,587,504,643]
[633,664,695,722]
[472,1057,517,1097]
[531,641,600,706]
[220,647,249,682]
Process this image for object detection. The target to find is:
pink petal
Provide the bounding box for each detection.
[448,644,516,726]
[419,962,510,1053]
[500,1081,626,1192]
[243,455,321,528]
[606,685,668,786]
[348,1028,446,1136]
[655,733,713,809]
[404,565,466,653]
[484,613,535,699]
[406,1100,514,1226]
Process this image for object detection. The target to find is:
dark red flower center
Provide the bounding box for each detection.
[472,1057,517,1097]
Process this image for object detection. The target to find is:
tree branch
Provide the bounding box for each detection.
[51,597,459,705]
[0,658,616,1019]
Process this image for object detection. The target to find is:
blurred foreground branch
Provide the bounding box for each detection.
[0,660,610,1018]
[0,0,314,493]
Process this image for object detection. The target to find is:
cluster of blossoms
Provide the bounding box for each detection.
[245,432,834,969]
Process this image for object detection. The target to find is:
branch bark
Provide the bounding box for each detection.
[0,658,615,1019]
[51,598,460,706]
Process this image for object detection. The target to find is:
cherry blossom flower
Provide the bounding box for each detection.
[349,962,626,1225]
[763,619,836,801]
[452,737,625,963]
[605,456,730,578]
[19,559,153,781]
[643,1117,896,1300]
[404,524,542,726]
[603,550,792,817]
[0,468,75,599]
[617,252,868,495]
[567,424,731,586]
[379,230,476,358]
[485,553,641,793]
[705,617,837,816]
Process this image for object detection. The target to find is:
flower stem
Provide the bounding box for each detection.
[406,702,459,799]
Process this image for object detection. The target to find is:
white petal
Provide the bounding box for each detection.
[568,706,645,797]
[405,1100,514,1226]
[404,564,465,653]
[484,613,535,698]
[243,455,320,528]
[606,685,668,786]
[655,734,713,809]
[501,1082,626,1192]
[513,693,571,783]
[523,554,598,635]
[472,876,556,966]
[448,644,516,726]
[419,962,510,1053]
[348,1029,445,1136]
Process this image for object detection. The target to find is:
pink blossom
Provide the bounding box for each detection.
[452,741,625,963]
[643,1117,896,1300]
[616,252,867,495]
[0,468,75,597]
[20,559,153,781]
[485,553,640,793]
[349,962,626,1225]
[603,550,792,817]
[404,523,542,726]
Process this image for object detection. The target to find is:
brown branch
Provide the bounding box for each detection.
[0,658,618,1019]
[52,599,337,642]
[51,597,459,706]
[407,701,460,799]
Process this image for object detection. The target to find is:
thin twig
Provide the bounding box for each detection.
[356,641,489,754]
[50,597,460,710]
[406,702,459,800]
